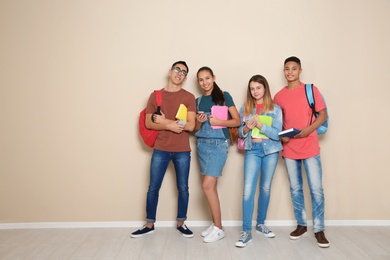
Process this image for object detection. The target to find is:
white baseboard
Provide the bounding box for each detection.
[1,220,390,229]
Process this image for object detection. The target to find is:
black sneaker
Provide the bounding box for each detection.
[315,231,330,248]
[131,225,154,238]
[289,225,307,240]
[177,224,194,238]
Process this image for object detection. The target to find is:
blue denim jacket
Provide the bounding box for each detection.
[238,104,283,154]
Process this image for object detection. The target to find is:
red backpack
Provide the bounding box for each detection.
[139,90,162,148]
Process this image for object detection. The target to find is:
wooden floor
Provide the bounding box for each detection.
[0,226,389,259]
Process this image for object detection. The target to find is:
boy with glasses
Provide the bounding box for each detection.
[274,56,330,248]
[132,61,196,238]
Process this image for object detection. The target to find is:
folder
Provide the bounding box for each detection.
[251,115,273,139]
[175,104,187,122]
[211,105,228,129]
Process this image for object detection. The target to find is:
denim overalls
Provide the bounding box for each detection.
[195,98,229,177]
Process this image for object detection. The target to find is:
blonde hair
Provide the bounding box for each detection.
[243,75,274,116]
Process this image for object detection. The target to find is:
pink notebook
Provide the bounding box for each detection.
[210,105,228,129]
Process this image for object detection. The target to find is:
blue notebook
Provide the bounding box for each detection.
[278,128,301,138]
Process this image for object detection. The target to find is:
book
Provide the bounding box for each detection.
[251,115,273,139]
[175,104,187,122]
[210,105,228,129]
[278,128,301,138]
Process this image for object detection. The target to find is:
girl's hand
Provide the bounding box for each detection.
[245,118,257,130]
[252,116,263,129]
[208,115,221,126]
[196,112,207,123]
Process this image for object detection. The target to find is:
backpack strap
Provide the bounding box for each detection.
[152,90,162,121]
[305,84,318,125]
[306,84,317,114]
[155,90,162,106]
[305,84,314,109]
[196,95,202,111]
[304,84,329,134]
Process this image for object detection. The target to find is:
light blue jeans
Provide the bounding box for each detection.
[242,142,279,232]
[146,149,191,223]
[284,155,325,233]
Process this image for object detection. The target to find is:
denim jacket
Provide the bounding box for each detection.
[238,104,283,154]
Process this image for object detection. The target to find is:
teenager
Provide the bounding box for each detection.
[131,61,196,238]
[235,75,283,248]
[194,66,240,243]
[274,56,330,248]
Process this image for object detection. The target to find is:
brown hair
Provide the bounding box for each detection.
[243,75,274,116]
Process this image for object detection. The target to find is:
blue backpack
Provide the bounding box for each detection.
[305,84,329,135]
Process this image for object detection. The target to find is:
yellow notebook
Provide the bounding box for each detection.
[175,104,187,122]
[251,115,273,139]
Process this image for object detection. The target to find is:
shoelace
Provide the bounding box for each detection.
[209,227,222,237]
[258,224,271,233]
[239,232,249,241]
[206,224,214,233]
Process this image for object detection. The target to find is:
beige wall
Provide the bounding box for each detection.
[1,0,389,224]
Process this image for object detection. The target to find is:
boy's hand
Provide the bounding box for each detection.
[168,121,185,133]
[295,126,312,138]
[152,111,166,124]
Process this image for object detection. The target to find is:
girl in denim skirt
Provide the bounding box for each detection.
[194,66,240,243]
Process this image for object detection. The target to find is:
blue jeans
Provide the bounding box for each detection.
[242,142,279,232]
[284,155,325,233]
[146,149,191,223]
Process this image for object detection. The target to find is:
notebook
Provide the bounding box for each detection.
[278,128,301,138]
[175,104,187,122]
[251,115,273,139]
[210,105,228,129]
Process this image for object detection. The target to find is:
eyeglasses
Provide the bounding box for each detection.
[172,67,188,76]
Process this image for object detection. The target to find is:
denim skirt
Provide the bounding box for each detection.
[196,138,229,177]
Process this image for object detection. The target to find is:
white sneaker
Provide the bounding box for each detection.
[201,223,214,237]
[203,226,225,243]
